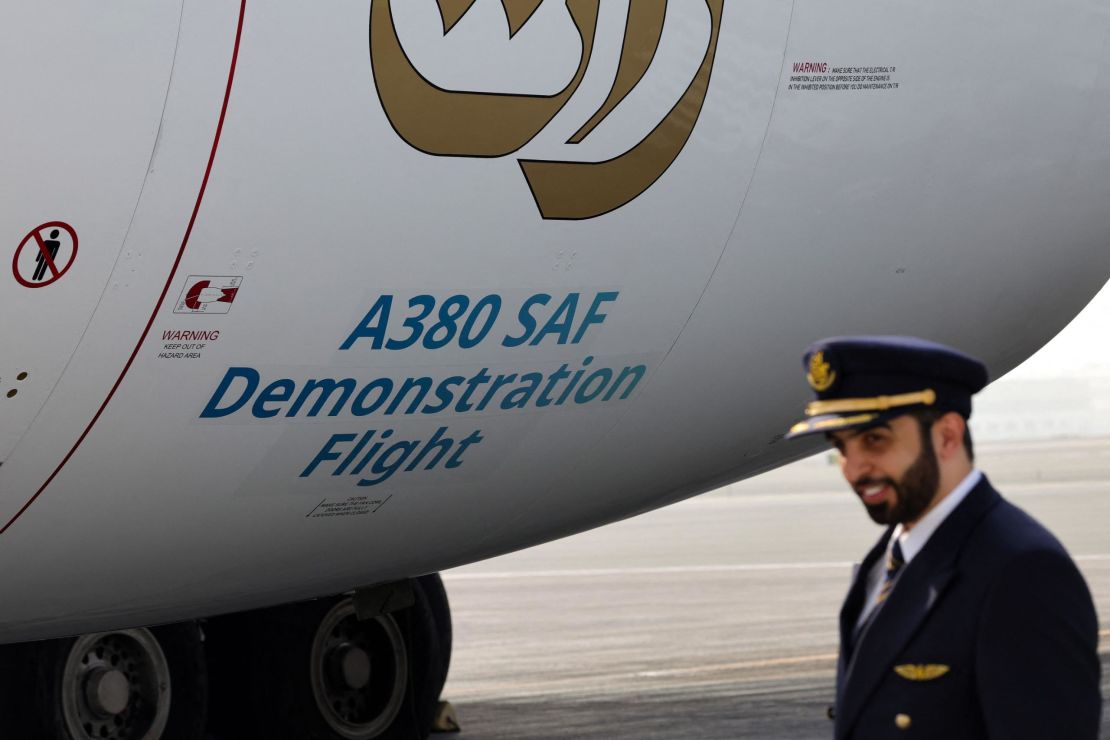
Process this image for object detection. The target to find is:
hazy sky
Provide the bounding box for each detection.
[1004,279,1110,380]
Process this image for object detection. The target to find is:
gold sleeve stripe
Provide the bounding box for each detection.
[805,389,936,417]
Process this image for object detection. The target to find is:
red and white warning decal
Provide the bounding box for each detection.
[174,275,242,314]
[12,221,78,288]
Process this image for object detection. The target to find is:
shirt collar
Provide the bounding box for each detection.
[890,468,982,564]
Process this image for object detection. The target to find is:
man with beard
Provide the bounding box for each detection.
[785,336,1101,739]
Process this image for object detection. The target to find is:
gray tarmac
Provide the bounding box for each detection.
[440,437,1110,739]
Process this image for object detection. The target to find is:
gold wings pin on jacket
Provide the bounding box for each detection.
[894,664,951,681]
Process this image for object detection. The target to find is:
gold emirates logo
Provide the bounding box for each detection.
[370,0,723,220]
[807,351,836,392]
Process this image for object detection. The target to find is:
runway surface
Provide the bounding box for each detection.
[440,437,1110,738]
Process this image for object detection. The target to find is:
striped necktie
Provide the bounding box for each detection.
[876,539,906,604]
[849,539,908,655]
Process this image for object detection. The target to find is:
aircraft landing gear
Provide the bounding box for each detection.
[206,574,452,740]
[0,574,452,739]
[0,623,208,740]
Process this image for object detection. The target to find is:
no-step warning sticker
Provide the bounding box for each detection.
[13,221,78,288]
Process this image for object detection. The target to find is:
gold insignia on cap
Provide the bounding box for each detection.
[895,713,912,730]
[805,389,936,417]
[807,351,836,391]
[894,664,950,681]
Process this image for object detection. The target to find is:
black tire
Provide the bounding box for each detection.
[416,574,451,702]
[0,641,38,738]
[26,623,207,740]
[152,622,209,740]
[399,578,443,739]
[207,580,440,740]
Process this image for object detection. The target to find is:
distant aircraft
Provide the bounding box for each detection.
[3,1,1109,738]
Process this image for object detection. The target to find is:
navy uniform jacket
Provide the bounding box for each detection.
[835,476,1101,739]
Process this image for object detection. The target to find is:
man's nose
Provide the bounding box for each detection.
[840,448,872,482]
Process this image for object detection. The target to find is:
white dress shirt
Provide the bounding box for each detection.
[855,468,983,628]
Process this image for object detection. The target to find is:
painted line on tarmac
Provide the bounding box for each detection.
[448,644,1110,702]
[448,554,1110,580]
[636,653,838,678]
[637,641,1110,679]
[446,561,855,580]
[637,644,1110,679]
[446,652,839,701]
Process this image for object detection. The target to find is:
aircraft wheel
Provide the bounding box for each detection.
[208,582,440,739]
[30,622,207,740]
[308,598,409,738]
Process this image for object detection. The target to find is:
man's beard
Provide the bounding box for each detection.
[857,433,940,525]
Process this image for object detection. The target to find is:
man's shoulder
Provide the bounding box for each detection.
[952,487,1094,626]
[961,486,1071,572]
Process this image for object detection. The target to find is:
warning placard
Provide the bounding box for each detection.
[306,495,391,519]
[786,63,901,92]
[174,275,242,315]
[12,221,78,288]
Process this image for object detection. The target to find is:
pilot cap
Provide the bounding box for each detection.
[785,336,989,439]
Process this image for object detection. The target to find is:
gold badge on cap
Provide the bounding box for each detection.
[807,351,837,391]
[894,664,950,681]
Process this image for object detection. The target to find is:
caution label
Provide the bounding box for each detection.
[156,328,222,360]
[306,496,392,519]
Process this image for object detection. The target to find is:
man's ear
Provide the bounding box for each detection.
[933,411,966,460]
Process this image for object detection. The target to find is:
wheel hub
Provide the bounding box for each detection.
[60,629,171,740]
[86,668,131,716]
[310,599,408,740]
[336,644,372,690]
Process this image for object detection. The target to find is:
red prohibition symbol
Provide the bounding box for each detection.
[12,221,78,288]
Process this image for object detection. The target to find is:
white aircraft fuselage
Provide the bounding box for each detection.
[3,0,1110,643]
